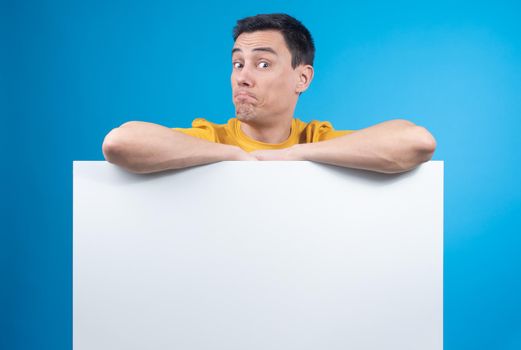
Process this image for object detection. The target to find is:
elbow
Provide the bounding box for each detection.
[102,122,139,163]
[102,121,156,174]
[392,119,437,159]
[393,120,437,154]
[415,125,437,162]
[388,125,437,174]
[102,128,123,163]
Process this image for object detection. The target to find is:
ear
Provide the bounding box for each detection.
[295,65,314,94]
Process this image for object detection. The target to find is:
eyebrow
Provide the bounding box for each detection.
[231,47,278,56]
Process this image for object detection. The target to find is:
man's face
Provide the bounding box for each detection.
[231,30,302,124]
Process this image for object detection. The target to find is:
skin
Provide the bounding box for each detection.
[102,28,436,174]
[229,30,436,173]
[231,30,313,144]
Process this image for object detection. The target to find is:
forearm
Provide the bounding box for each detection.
[294,119,437,174]
[102,121,244,173]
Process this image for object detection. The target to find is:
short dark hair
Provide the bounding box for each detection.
[232,13,315,69]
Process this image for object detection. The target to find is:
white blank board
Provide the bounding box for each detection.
[73,160,443,350]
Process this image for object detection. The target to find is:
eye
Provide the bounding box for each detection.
[258,61,270,69]
[233,62,243,69]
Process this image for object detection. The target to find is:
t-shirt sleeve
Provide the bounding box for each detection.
[171,118,217,142]
[319,128,355,141]
[308,120,356,142]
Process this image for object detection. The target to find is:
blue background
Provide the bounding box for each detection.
[2,0,521,349]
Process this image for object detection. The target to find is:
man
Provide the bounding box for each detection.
[102,13,436,174]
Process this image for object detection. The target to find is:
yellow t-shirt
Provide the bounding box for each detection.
[172,117,355,152]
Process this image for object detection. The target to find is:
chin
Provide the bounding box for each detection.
[236,105,256,122]
[237,114,256,123]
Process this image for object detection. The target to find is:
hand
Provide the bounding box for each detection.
[228,146,259,161]
[250,144,304,161]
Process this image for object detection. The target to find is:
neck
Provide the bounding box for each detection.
[240,117,293,144]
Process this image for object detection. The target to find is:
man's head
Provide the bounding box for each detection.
[231,14,315,126]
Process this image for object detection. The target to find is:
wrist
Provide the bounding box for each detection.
[223,145,248,161]
[289,143,309,161]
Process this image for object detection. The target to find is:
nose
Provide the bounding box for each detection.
[233,65,255,88]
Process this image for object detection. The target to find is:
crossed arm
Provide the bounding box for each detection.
[102,119,436,174]
[251,119,437,174]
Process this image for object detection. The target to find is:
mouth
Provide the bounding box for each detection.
[234,91,256,100]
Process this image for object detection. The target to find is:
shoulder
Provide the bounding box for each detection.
[171,118,222,142]
[305,119,334,129]
[298,118,355,142]
[297,118,335,135]
[191,117,219,128]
